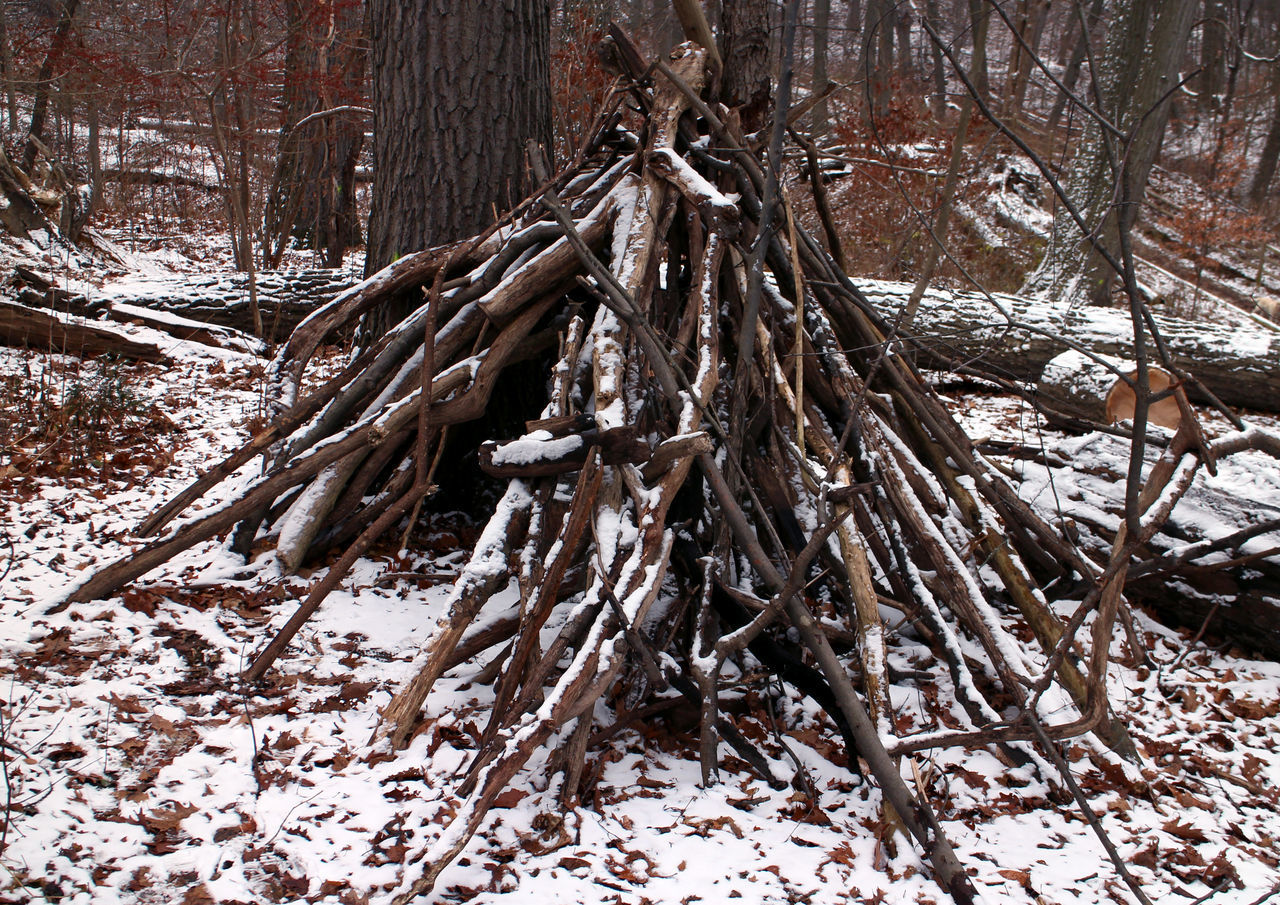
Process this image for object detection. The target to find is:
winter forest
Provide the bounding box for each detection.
[2,0,1280,903]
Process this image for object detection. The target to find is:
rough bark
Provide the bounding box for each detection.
[1022,0,1198,307]
[858,279,1280,413]
[718,0,772,131]
[364,0,552,334]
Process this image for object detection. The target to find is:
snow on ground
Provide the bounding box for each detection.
[1,338,1278,905]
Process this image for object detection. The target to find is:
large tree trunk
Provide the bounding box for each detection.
[717,0,771,131]
[1022,0,1198,307]
[363,0,552,336]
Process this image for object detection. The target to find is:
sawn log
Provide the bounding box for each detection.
[856,280,1280,413]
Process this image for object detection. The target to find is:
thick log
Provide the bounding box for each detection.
[0,299,165,361]
[857,280,1280,413]
[95,268,359,336]
[1037,350,1181,428]
[106,304,262,354]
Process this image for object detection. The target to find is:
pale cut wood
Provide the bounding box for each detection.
[1038,350,1181,429]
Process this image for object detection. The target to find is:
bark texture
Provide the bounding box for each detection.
[717,0,771,131]
[858,280,1280,414]
[364,0,552,327]
[1022,0,1198,307]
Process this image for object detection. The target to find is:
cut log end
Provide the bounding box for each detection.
[1038,350,1181,430]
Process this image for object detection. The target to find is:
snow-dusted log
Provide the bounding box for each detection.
[0,298,167,361]
[857,280,1280,413]
[1038,350,1182,429]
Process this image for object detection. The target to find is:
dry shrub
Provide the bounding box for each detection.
[819,84,1032,291]
[824,83,947,281]
[1159,134,1269,318]
[551,4,614,164]
[0,353,175,482]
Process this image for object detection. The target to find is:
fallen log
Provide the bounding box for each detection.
[0,299,165,361]
[993,426,1280,659]
[1037,350,1182,429]
[90,268,359,337]
[857,280,1280,413]
[9,267,264,356]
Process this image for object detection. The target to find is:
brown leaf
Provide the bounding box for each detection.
[493,788,528,809]
[997,869,1031,887]
[181,884,213,904]
[102,693,148,715]
[143,801,198,832]
[1162,819,1208,843]
[280,874,309,897]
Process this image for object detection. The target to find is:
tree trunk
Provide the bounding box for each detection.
[1249,65,1280,204]
[1005,0,1050,120]
[844,0,862,79]
[364,0,552,335]
[263,0,367,269]
[1199,0,1226,113]
[1021,0,1198,307]
[892,1,912,75]
[0,4,15,132]
[23,0,81,171]
[925,0,947,116]
[966,0,990,108]
[0,299,167,362]
[812,0,831,133]
[1046,0,1105,134]
[864,0,895,118]
[717,0,772,131]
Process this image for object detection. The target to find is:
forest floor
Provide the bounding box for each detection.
[2,222,1280,905]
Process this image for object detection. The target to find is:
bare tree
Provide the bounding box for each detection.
[23,0,81,170]
[1022,0,1198,306]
